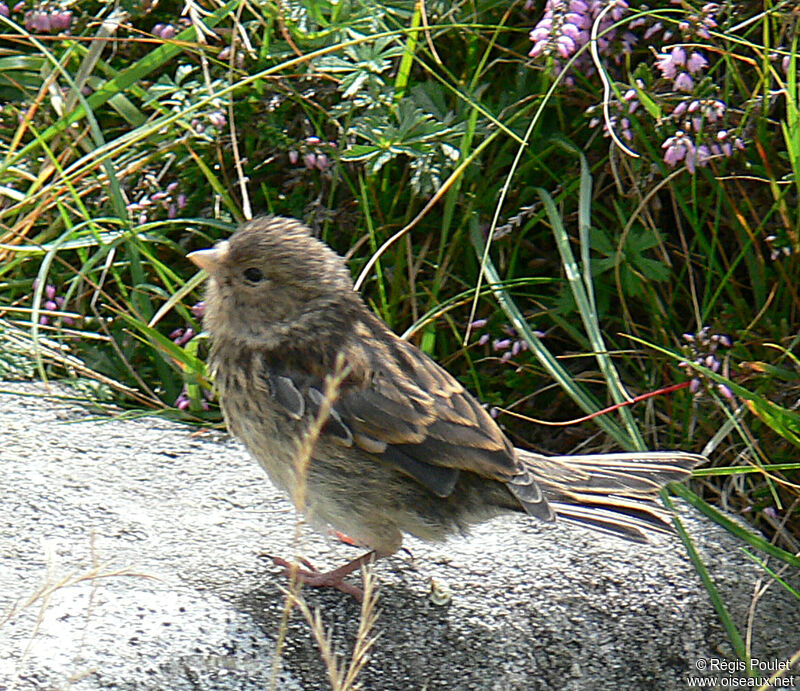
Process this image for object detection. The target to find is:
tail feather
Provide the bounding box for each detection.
[511,450,704,543]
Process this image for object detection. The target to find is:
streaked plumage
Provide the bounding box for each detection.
[188,216,703,597]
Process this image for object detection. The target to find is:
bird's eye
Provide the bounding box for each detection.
[243,267,264,283]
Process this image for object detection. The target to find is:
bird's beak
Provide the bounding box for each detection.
[187,241,229,274]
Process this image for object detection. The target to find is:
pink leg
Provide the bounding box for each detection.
[272,551,384,602]
[329,529,361,547]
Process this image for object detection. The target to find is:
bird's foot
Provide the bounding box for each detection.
[271,551,380,602]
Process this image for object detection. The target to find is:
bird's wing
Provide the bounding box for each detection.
[260,315,529,502]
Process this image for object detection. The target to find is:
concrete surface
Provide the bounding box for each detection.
[1,381,798,690]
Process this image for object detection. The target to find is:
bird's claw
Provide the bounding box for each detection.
[271,556,365,601]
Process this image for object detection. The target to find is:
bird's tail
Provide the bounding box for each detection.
[513,450,704,543]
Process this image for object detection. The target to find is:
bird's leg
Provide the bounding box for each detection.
[272,550,386,602]
[328,529,361,547]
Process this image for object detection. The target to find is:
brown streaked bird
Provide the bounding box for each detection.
[188,216,703,600]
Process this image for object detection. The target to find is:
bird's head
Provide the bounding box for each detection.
[188,216,361,350]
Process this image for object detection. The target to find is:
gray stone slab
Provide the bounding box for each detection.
[1,381,798,690]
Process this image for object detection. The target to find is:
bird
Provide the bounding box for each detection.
[187,216,703,600]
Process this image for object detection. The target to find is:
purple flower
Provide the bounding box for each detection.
[477,334,490,346]
[644,22,662,40]
[315,153,329,171]
[154,23,176,40]
[493,339,512,351]
[50,10,72,32]
[0,4,9,18]
[656,52,679,80]
[208,111,226,128]
[28,11,52,33]
[191,301,205,318]
[555,34,577,59]
[674,72,694,92]
[717,384,734,401]
[686,51,708,74]
[469,318,488,329]
[662,130,696,169]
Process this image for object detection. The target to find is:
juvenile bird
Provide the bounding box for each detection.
[188,216,703,599]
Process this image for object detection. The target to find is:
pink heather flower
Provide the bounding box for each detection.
[674,72,694,92]
[662,130,697,170]
[687,51,708,74]
[31,11,52,32]
[644,22,662,40]
[303,153,316,169]
[717,383,734,401]
[493,339,512,351]
[478,334,490,346]
[565,12,590,30]
[50,10,72,32]
[529,40,548,58]
[288,150,299,165]
[696,144,711,164]
[530,27,550,43]
[191,301,205,318]
[656,53,679,80]
[561,22,582,41]
[0,4,8,18]
[556,35,577,59]
[208,111,226,128]
[469,318,488,329]
[315,153,329,171]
